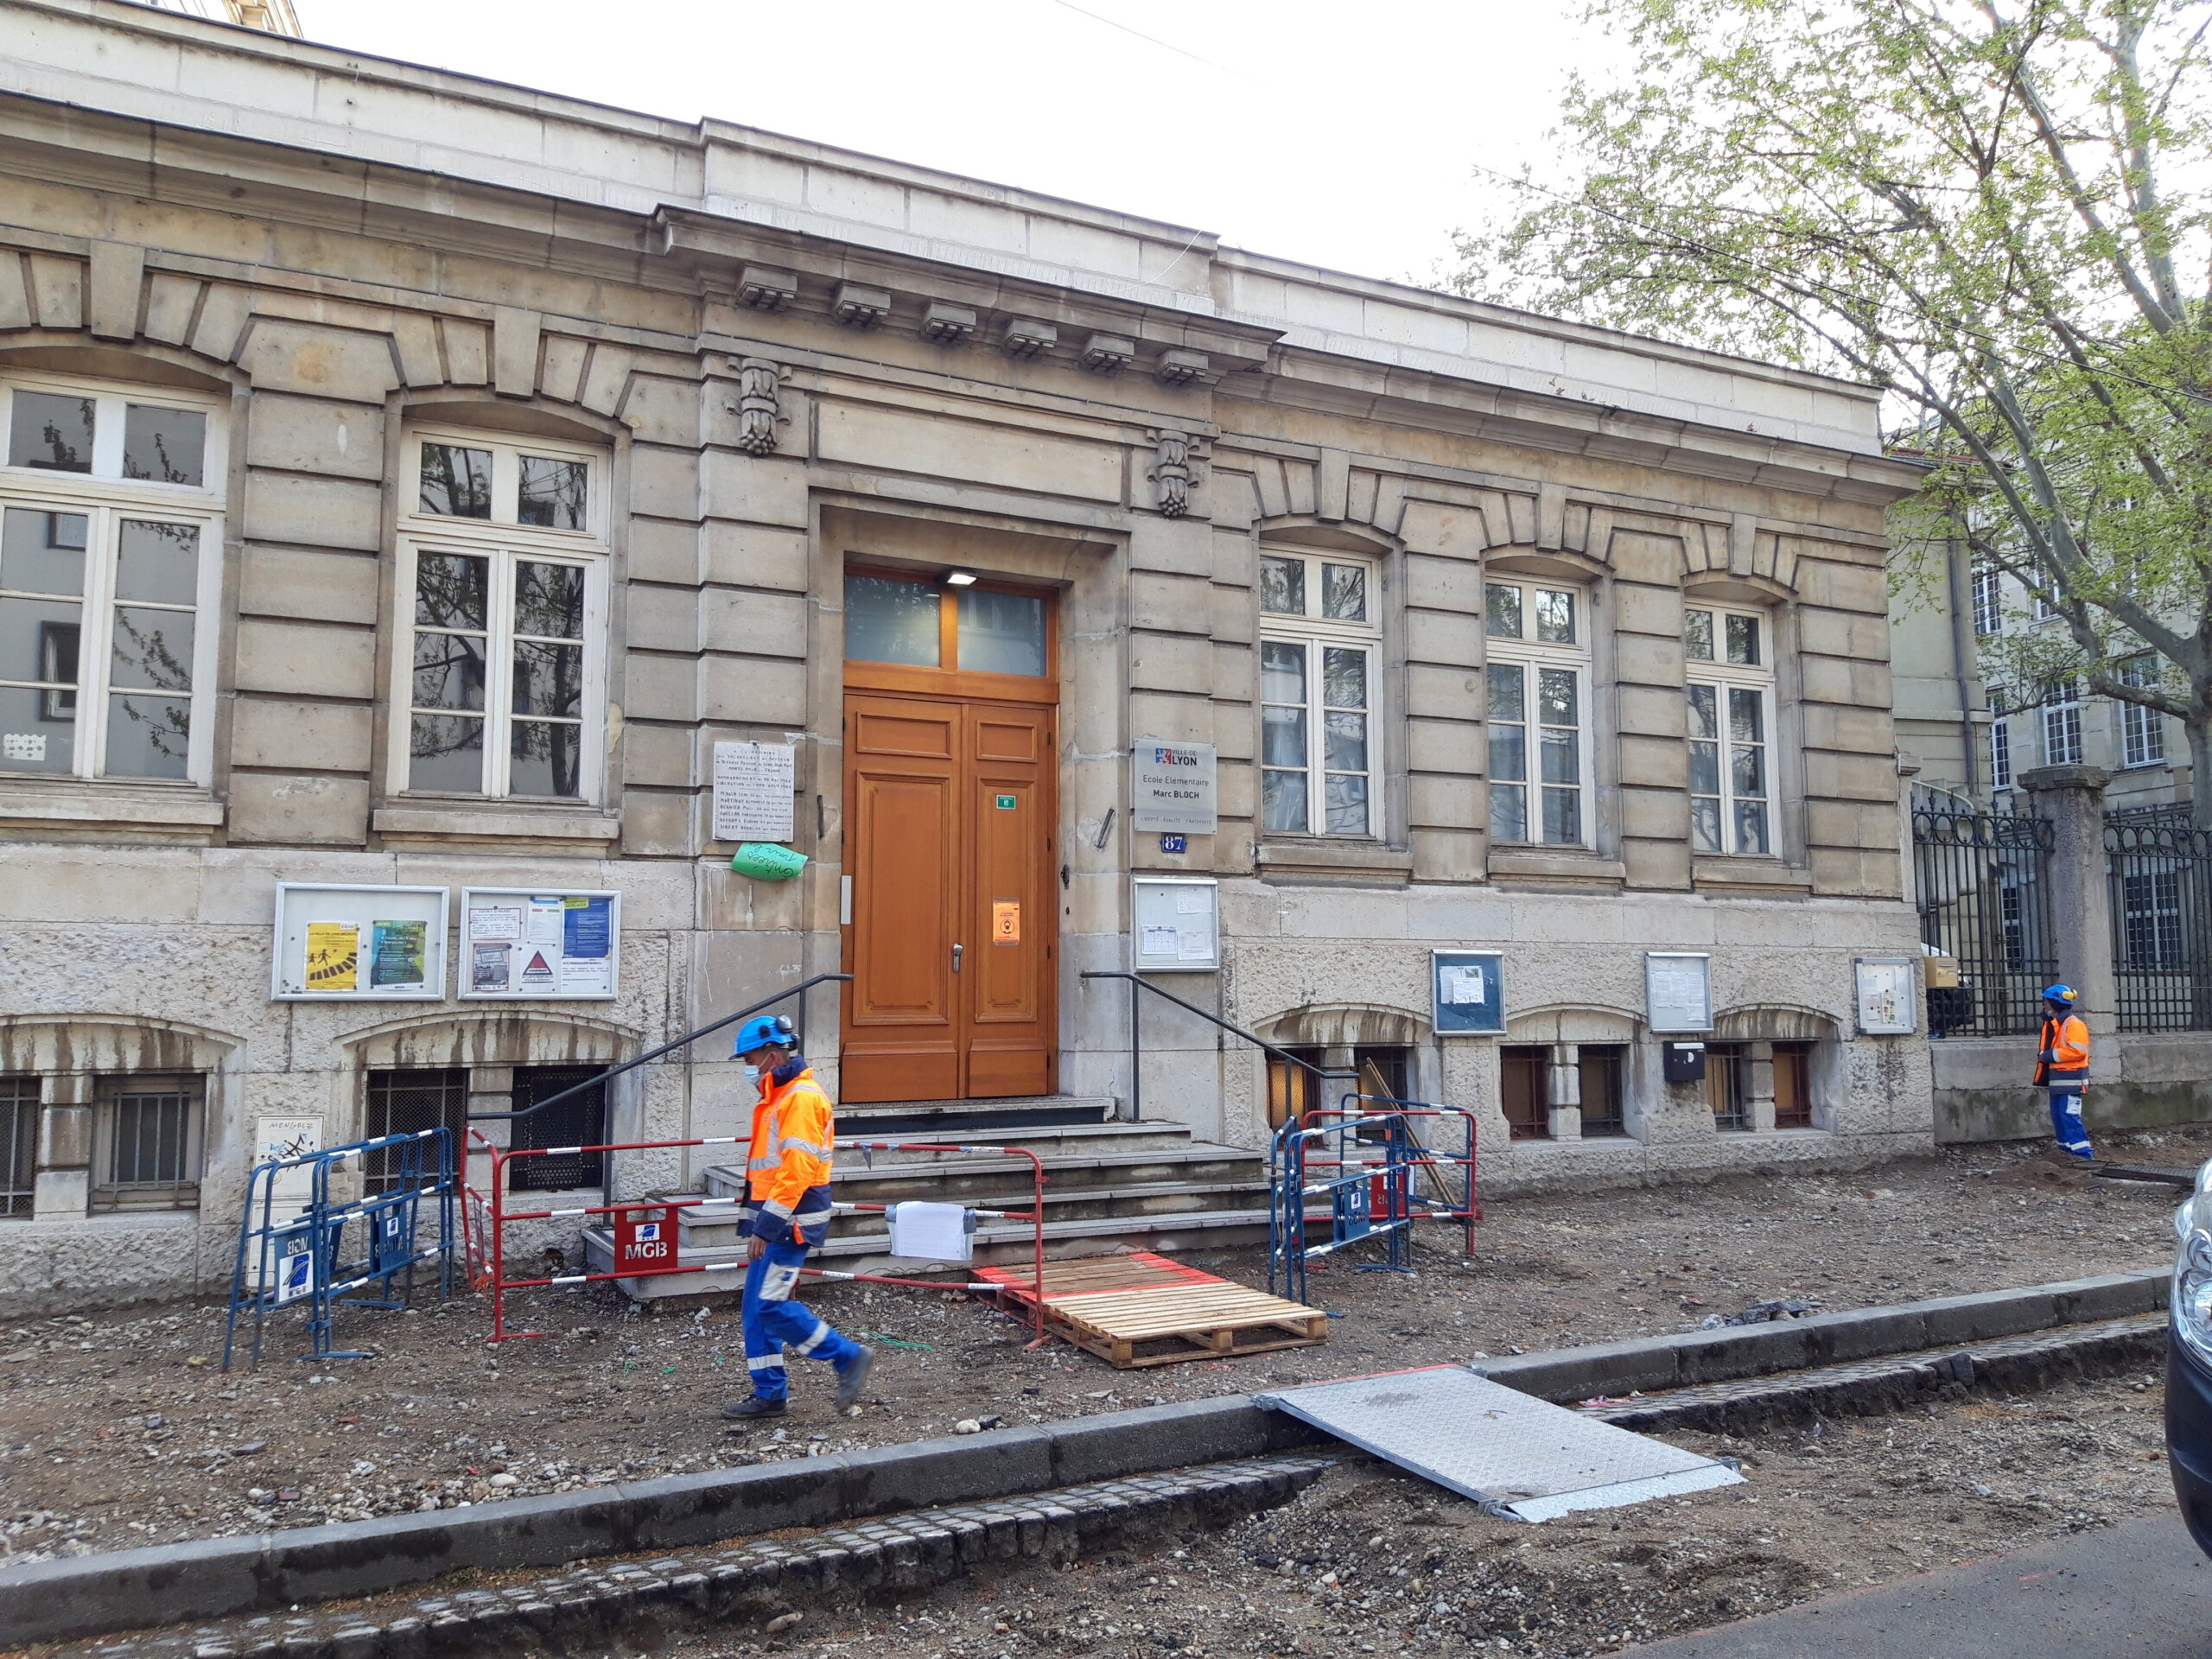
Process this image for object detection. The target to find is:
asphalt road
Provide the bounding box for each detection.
[1630,1512,2212,1657]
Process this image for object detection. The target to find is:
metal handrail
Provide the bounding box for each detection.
[467,972,854,1122]
[1079,969,1355,1122]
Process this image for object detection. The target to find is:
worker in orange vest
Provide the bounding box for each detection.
[721,1014,874,1420]
[2034,983,2094,1161]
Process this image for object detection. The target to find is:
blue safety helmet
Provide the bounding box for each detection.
[733,1014,798,1058]
[2043,983,2078,1005]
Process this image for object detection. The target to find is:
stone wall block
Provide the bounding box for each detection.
[391,312,442,385]
[618,582,702,653]
[1793,555,1886,613]
[1129,632,1215,696]
[1406,607,1483,668]
[1128,690,1212,746]
[1207,582,1257,646]
[1617,683,1688,739]
[580,345,635,416]
[1130,569,1211,635]
[702,521,807,592]
[238,319,400,402]
[26,252,82,329]
[1797,605,1891,661]
[245,395,385,480]
[622,652,701,724]
[1412,826,1484,883]
[228,773,372,846]
[230,696,375,771]
[1408,716,1483,775]
[232,618,376,700]
[1618,733,1687,791]
[141,271,200,344]
[1605,528,1683,585]
[1623,837,1693,889]
[620,790,693,858]
[1618,784,1688,841]
[1797,654,1891,709]
[1612,580,1684,639]
[1406,663,1482,721]
[629,516,702,585]
[243,471,384,551]
[493,306,539,397]
[1612,632,1683,690]
[702,587,808,653]
[0,251,31,330]
[701,655,805,724]
[238,545,379,625]
[700,448,806,527]
[538,334,588,404]
[1398,499,1491,559]
[189,283,251,362]
[440,317,489,385]
[1799,702,1897,754]
[621,372,704,448]
[1804,749,1904,803]
[1131,515,1214,579]
[86,240,144,340]
[1808,799,1898,852]
[1403,550,1483,613]
[620,722,693,791]
[1408,772,1482,830]
[632,444,703,521]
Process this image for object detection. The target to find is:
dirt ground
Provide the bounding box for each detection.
[0,1128,2198,1565]
[645,1370,2178,1659]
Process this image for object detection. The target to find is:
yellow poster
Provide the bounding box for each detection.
[305,921,359,992]
[991,900,1021,944]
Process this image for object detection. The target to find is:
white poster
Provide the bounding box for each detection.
[713,741,798,842]
[1646,953,1713,1033]
[461,887,621,1000]
[1141,925,1179,957]
[1855,958,1917,1035]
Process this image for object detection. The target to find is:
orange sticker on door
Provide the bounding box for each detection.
[992,900,1021,944]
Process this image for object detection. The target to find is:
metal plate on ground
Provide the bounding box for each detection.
[1255,1364,1743,1522]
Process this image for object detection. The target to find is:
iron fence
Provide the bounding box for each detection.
[1912,794,2057,1036]
[2106,811,2212,1032]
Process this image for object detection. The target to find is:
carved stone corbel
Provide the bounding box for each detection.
[1147,429,1202,518]
[729,358,786,456]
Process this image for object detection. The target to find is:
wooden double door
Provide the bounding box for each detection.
[840,690,1058,1102]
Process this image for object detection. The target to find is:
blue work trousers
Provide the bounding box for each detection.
[741,1234,861,1402]
[2049,1087,2094,1160]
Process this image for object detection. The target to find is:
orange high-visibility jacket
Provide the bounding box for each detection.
[744,1063,836,1232]
[2036,1014,2090,1087]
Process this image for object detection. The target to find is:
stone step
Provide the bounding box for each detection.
[699,1141,1264,1205]
[584,1205,1306,1302]
[674,1175,1274,1249]
[701,1119,1204,1184]
[835,1094,1118,1137]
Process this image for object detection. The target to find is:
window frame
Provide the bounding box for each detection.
[0,373,228,787]
[1991,713,2013,789]
[1257,549,1382,841]
[1682,600,1777,858]
[1484,576,1593,849]
[1970,563,2003,637]
[2042,679,2082,766]
[389,427,611,804]
[2118,656,2167,769]
[91,1072,205,1212]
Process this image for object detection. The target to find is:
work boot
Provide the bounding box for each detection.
[834,1344,875,1411]
[721,1395,786,1421]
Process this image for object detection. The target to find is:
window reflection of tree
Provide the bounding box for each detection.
[112,691,190,763]
[418,444,492,518]
[512,719,581,796]
[518,457,587,530]
[110,608,191,693]
[414,551,487,629]
[22,397,94,471]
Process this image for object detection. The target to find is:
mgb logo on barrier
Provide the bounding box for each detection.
[615,1205,679,1269]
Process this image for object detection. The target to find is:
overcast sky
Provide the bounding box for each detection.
[297,0,1610,292]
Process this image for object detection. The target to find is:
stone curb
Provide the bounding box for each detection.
[1471,1266,2170,1402]
[0,1267,2167,1645]
[1594,1311,2168,1435]
[0,1400,1328,1646]
[70,1454,1337,1659]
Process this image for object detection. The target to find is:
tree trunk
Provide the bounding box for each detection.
[2189,713,2212,831]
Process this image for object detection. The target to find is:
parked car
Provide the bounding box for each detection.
[2168,1164,2212,1554]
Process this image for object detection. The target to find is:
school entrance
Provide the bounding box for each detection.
[839,570,1058,1103]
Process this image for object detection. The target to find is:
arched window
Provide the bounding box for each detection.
[0,373,226,784]
[1683,601,1773,855]
[1258,549,1378,837]
[1485,578,1590,846]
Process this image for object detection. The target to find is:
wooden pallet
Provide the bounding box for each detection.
[975,1249,1329,1368]
[1046,1281,1329,1369]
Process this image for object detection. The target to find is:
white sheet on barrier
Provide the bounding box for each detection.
[887,1200,973,1262]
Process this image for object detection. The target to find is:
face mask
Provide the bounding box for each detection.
[741,1063,762,1084]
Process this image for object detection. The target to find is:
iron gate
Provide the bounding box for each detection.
[1912,791,2056,1036]
[2107,808,2212,1032]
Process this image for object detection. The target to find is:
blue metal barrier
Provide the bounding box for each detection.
[1268,1096,1478,1305]
[222,1128,456,1368]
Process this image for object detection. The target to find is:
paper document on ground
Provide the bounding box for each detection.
[1257,1365,1742,1522]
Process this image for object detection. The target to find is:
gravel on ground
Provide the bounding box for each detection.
[645,1370,2182,1659]
[0,1128,2197,1564]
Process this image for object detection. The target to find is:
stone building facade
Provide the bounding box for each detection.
[0,0,1930,1311]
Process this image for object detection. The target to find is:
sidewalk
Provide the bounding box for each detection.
[1630,1512,2212,1657]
